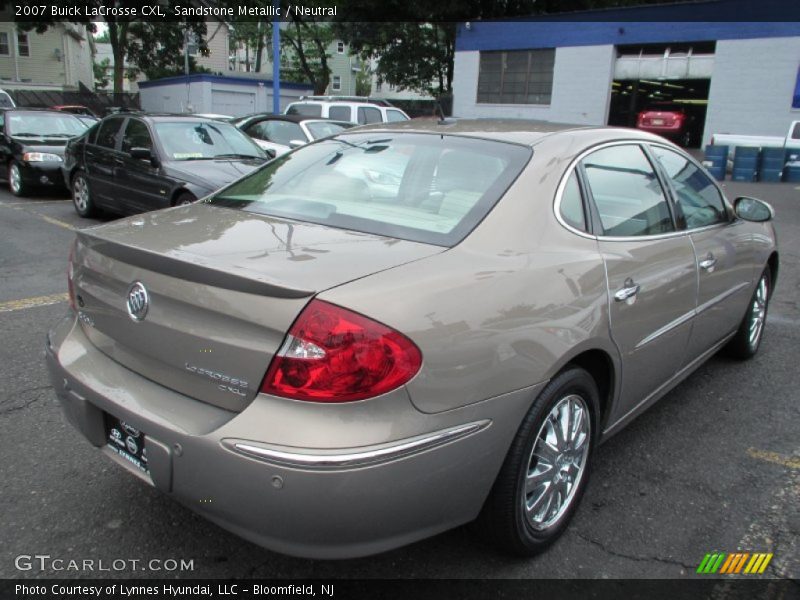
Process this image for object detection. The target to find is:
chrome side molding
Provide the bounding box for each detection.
[223,420,492,470]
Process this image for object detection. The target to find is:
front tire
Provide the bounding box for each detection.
[173,191,196,206]
[476,367,599,555]
[8,160,27,197]
[724,268,771,359]
[71,171,97,218]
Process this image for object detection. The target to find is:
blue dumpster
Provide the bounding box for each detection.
[703,145,728,181]
[785,149,800,182]
[731,147,759,182]
[758,147,785,182]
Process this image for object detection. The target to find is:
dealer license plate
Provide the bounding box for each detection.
[105,414,149,474]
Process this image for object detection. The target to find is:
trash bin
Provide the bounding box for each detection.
[731,147,759,182]
[758,147,786,182]
[784,148,800,182]
[703,145,728,181]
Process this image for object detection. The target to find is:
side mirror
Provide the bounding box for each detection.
[265,148,276,159]
[734,197,774,222]
[288,139,305,149]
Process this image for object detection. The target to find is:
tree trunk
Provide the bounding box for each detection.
[108,21,127,97]
[254,22,264,72]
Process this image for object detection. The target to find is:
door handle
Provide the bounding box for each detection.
[699,253,717,272]
[614,278,640,302]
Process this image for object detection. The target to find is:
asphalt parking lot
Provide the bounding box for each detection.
[1,180,798,580]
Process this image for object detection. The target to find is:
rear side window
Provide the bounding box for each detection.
[0,92,14,108]
[357,106,382,124]
[209,133,531,247]
[582,144,674,237]
[286,103,322,117]
[328,105,351,121]
[386,109,408,122]
[95,118,125,149]
[650,146,727,229]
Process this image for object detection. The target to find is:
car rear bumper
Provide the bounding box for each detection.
[45,314,539,558]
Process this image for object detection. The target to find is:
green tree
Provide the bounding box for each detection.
[93,57,111,90]
[280,19,335,93]
[355,67,372,97]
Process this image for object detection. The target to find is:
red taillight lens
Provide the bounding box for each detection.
[67,240,76,311]
[261,299,422,402]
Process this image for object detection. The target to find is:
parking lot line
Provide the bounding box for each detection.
[0,293,68,313]
[747,447,800,469]
[36,214,74,230]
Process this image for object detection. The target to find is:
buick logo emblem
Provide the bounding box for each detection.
[126,281,149,322]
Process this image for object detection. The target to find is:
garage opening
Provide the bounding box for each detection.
[607,42,714,148]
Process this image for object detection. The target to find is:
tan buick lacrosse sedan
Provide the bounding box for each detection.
[46,119,778,558]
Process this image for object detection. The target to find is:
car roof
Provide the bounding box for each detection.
[0,107,80,116]
[347,118,660,146]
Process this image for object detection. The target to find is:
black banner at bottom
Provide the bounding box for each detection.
[3,579,799,600]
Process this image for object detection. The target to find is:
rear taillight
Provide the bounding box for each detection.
[67,240,76,311]
[261,299,422,402]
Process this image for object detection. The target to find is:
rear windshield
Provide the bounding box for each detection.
[305,120,353,139]
[208,132,531,247]
[286,103,323,118]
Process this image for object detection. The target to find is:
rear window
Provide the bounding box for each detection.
[209,132,531,247]
[305,120,352,139]
[286,103,323,118]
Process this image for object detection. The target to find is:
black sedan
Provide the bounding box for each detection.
[0,108,88,196]
[63,113,270,218]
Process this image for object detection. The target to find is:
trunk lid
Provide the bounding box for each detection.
[72,204,442,411]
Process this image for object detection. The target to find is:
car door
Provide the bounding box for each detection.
[115,117,168,213]
[581,143,698,423]
[649,144,756,362]
[357,106,382,125]
[84,116,125,207]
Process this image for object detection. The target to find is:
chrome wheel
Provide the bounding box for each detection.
[524,394,590,531]
[748,274,768,348]
[73,175,89,212]
[9,163,21,194]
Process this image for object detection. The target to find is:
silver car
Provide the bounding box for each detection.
[46,120,778,559]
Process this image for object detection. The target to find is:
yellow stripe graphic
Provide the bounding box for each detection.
[744,554,761,574]
[0,293,69,313]
[758,553,773,574]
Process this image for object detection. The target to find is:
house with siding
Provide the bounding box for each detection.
[0,19,94,91]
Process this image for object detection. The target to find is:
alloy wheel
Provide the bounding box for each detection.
[73,175,89,212]
[9,163,21,194]
[749,274,768,349]
[524,394,591,531]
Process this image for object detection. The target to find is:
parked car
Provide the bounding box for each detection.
[0,108,88,196]
[47,119,777,559]
[0,88,16,108]
[75,114,100,128]
[192,113,235,121]
[285,95,410,125]
[636,104,695,146]
[63,113,269,217]
[52,104,98,118]
[232,113,354,156]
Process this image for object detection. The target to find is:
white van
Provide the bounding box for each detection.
[285,96,410,125]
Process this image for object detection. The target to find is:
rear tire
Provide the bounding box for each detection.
[8,160,27,197]
[475,367,599,555]
[724,268,771,359]
[71,171,98,218]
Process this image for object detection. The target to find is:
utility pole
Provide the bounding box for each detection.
[272,0,281,114]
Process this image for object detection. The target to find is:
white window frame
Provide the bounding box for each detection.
[0,32,10,56]
[16,31,30,58]
[332,75,341,91]
[336,41,345,54]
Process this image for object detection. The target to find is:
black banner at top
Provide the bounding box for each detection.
[1,0,800,23]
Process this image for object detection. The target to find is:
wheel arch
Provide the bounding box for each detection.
[767,251,779,296]
[549,344,619,438]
